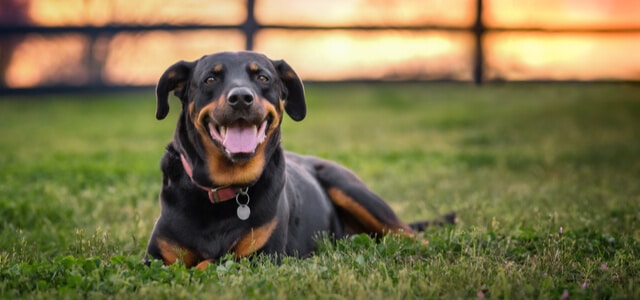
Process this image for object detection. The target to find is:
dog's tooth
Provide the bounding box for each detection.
[257,120,267,144]
[220,126,227,139]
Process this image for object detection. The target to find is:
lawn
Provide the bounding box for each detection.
[0,83,639,299]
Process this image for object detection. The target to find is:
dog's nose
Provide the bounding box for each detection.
[227,87,254,109]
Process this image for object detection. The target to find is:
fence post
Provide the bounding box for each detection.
[472,0,485,85]
[244,0,258,50]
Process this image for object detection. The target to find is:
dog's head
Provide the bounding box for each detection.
[156,51,305,188]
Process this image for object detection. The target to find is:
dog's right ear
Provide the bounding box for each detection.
[155,60,195,120]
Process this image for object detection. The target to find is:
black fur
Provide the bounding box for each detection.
[145,51,453,268]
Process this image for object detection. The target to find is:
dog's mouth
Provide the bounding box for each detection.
[206,116,271,160]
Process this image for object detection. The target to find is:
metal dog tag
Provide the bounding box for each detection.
[237,205,250,220]
[235,187,250,220]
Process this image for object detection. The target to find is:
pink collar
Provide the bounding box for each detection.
[179,154,239,204]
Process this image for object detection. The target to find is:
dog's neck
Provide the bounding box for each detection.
[169,133,286,207]
[179,153,241,204]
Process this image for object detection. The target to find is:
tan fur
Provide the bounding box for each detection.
[156,237,200,267]
[195,259,214,270]
[327,188,414,237]
[233,218,279,257]
[249,62,259,72]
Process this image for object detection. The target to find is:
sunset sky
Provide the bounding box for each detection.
[2,0,639,88]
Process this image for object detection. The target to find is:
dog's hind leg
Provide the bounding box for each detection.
[313,160,415,238]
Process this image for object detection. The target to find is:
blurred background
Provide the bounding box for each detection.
[1,0,639,93]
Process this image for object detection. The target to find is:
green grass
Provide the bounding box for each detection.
[1,83,639,299]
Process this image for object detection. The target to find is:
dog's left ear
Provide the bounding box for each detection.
[155,60,195,120]
[272,60,306,121]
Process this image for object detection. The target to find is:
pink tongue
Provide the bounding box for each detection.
[223,125,258,154]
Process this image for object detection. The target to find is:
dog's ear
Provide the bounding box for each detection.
[155,60,195,120]
[272,60,306,121]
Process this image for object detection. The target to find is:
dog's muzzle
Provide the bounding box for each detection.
[202,87,272,159]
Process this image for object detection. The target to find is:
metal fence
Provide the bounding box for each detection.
[1,0,638,94]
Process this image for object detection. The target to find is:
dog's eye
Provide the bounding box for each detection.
[257,75,270,83]
[204,76,217,85]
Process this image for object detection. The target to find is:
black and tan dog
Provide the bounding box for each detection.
[145,51,451,269]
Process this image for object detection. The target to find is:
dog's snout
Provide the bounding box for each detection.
[227,87,254,108]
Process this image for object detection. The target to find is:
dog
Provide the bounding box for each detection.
[145,51,453,269]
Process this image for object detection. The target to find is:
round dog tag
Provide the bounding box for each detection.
[237,205,250,220]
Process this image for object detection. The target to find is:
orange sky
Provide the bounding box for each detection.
[23,0,640,28]
[3,0,640,87]
[487,0,640,29]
